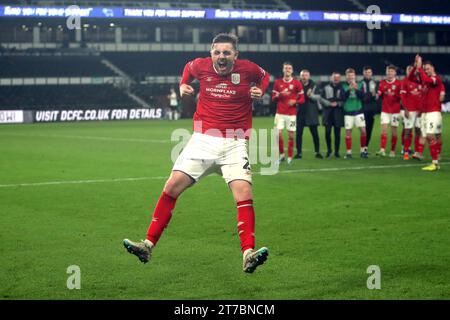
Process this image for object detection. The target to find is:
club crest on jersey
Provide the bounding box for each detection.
[231,73,240,85]
[289,84,294,90]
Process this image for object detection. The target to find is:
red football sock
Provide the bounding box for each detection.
[288,137,294,158]
[417,141,425,155]
[278,135,284,155]
[429,139,439,161]
[146,192,177,246]
[360,134,367,149]
[404,132,412,153]
[391,135,398,152]
[381,133,387,150]
[414,135,420,153]
[437,141,442,156]
[237,199,255,253]
[345,136,352,152]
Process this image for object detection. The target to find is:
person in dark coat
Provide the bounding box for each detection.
[295,69,323,159]
[312,72,345,158]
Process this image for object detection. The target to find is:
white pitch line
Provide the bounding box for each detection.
[0,176,167,188]
[277,161,450,174]
[0,133,171,143]
[0,162,448,189]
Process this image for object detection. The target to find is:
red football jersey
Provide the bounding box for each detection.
[410,67,443,113]
[180,57,270,138]
[272,78,305,116]
[378,79,402,113]
[400,78,423,112]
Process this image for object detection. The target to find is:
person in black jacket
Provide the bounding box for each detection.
[313,72,345,158]
[295,69,323,159]
[361,66,378,148]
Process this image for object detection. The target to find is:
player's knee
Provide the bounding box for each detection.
[164,174,192,198]
[163,181,180,198]
[235,191,253,203]
[229,181,253,202]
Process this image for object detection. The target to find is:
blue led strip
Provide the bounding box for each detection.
[1,6,450,25]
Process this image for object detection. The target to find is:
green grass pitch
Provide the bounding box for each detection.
[1,115,449,299]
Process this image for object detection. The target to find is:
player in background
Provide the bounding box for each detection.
[272,62,305,164]
[438,83,446,159]
[400,65,422,160]
[376,65,402,157]
[361,66,378,149]
[167,87,180,120]
[412,79,445,161]
[123,34,270,272]
[410,55,444,171]
[342,68,368,159]
[409,63,427,161]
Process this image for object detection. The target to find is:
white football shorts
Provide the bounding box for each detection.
[344,114,366,130]
[274,113,297,132]
[381,112,401,127]
[421,112,443,137]
[172,132,252,184]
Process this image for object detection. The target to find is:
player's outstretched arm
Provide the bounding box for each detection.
[296,86,305,105]
[179,60,196,97]
[271,81,281,102]
[417,67,438,87]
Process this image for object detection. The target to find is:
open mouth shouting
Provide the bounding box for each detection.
[216,60,229,74]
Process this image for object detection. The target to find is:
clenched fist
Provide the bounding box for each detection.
[250,86,263,99]
[180,84,194,97]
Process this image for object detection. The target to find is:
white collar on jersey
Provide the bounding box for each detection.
[386,78,397,84]
[282,77,294,83]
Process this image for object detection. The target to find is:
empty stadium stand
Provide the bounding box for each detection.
[0,85,138,110]
[0,52,115,77]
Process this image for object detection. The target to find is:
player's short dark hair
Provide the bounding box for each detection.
[345,68,356,74]
[283,61,293,68]
[363,66,372,72]
[423,60,434,67]
[386,65,397,71]
[211,33,238,50]
[331,71,341,76]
